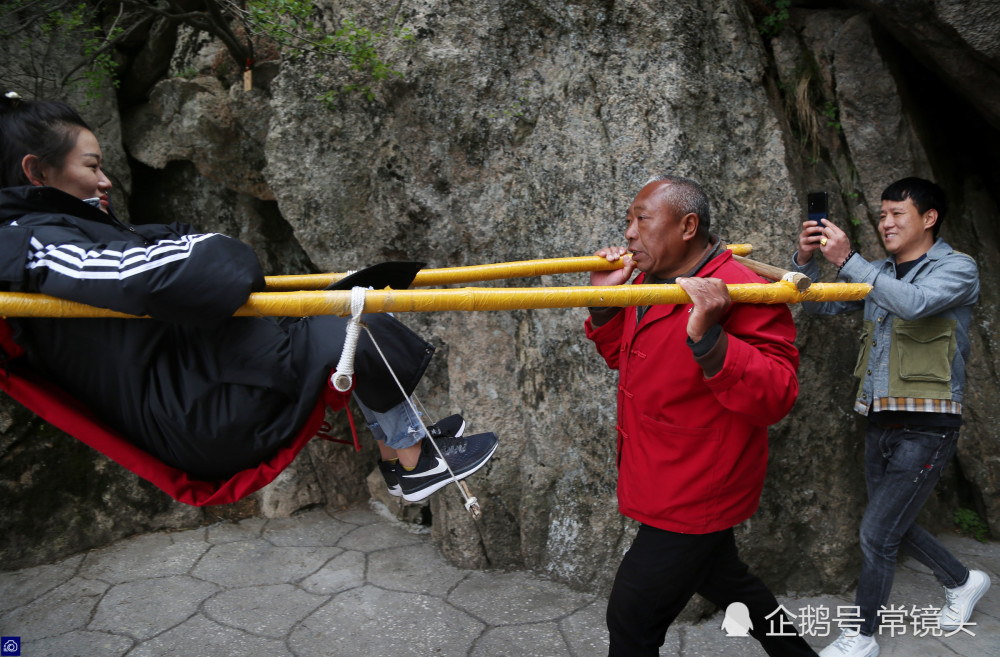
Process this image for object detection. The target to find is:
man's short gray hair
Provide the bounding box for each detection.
[645,174,711,233]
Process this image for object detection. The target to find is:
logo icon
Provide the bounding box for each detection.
[399,457,448,478]
[1,637,21,656]
[721,603,753,637]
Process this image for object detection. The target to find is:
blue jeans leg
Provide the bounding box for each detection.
[855,424,967,635]
[354,395,425,450]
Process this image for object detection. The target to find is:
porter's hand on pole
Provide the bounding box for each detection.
[590,246,634,286]
[677,276,730,343]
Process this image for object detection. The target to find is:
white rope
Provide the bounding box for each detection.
[331,286,367,392]
[360,323,481,516]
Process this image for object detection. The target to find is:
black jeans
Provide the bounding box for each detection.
[856,424,967,635]
[607,524,818,657]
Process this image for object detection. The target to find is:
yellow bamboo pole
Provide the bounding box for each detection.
[0,281,869,319]
[0,293,142,319]
[264,245,757,291]
[236,282,870,317]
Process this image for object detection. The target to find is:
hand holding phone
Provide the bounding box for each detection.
[807,191,828,225]
[796,192,829,265]
[797,192,851,267]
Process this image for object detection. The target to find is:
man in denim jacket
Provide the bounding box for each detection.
[792,177,990,657]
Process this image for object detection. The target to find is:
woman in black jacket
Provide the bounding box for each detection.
[0,93,496,502]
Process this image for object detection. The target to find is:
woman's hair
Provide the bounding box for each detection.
[0,92,92,188]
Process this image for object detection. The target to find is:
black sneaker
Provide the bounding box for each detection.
[378,459,402,497]
[427,414,465,440]
[377,416,464,499]
[398,432,499,502]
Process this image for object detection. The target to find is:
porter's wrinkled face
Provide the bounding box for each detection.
[624,181,688,279]
[36,128,112,212]
[878,197,935,263]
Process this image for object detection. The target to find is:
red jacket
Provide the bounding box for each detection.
[585,250,798,534]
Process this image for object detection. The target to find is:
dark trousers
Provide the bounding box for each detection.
[856,425,967,635]
[606,524,818,657]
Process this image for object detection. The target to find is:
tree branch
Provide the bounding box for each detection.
[0,0,76,37]
[59,4,153,87]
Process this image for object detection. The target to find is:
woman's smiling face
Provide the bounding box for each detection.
[32,128,112,212]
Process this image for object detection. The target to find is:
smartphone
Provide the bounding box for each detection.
[807,192,828,224]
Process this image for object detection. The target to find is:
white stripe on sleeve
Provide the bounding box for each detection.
[26,233,220,280]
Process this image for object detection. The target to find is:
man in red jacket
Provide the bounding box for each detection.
[585,175,817,656]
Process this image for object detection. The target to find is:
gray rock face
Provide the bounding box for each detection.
[2,0,998,603]
[858,0,1000,131]
[122,76,274,200]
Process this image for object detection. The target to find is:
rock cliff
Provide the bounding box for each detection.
[2,0,997,603]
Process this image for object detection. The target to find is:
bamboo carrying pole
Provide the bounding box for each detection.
[264,245,757,291]
[0,246,867,319]
[0,281,871,319]
[236,282,870,317]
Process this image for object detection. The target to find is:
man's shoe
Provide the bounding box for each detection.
[378,459,402,497]
[398,432,498,502]
[427,414,465,440]
[940,569,991,631]
[818,630,878,657]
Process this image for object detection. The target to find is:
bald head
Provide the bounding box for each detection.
[644,175,712,236]
[624,175,714,279]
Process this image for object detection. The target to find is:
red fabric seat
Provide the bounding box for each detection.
[0,319,356,506]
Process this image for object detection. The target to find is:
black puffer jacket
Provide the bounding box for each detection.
[0,186,432,479]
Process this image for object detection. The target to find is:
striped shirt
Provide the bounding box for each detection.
[855,397,963,416]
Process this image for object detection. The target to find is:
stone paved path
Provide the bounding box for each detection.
[1,503,997,656]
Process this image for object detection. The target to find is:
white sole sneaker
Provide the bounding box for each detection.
[399,434,498,502]
[940,569,991,631]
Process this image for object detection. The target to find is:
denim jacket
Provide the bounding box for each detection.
[792,239,979,416]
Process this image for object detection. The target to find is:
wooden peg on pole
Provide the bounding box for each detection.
[733,255,811,291]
